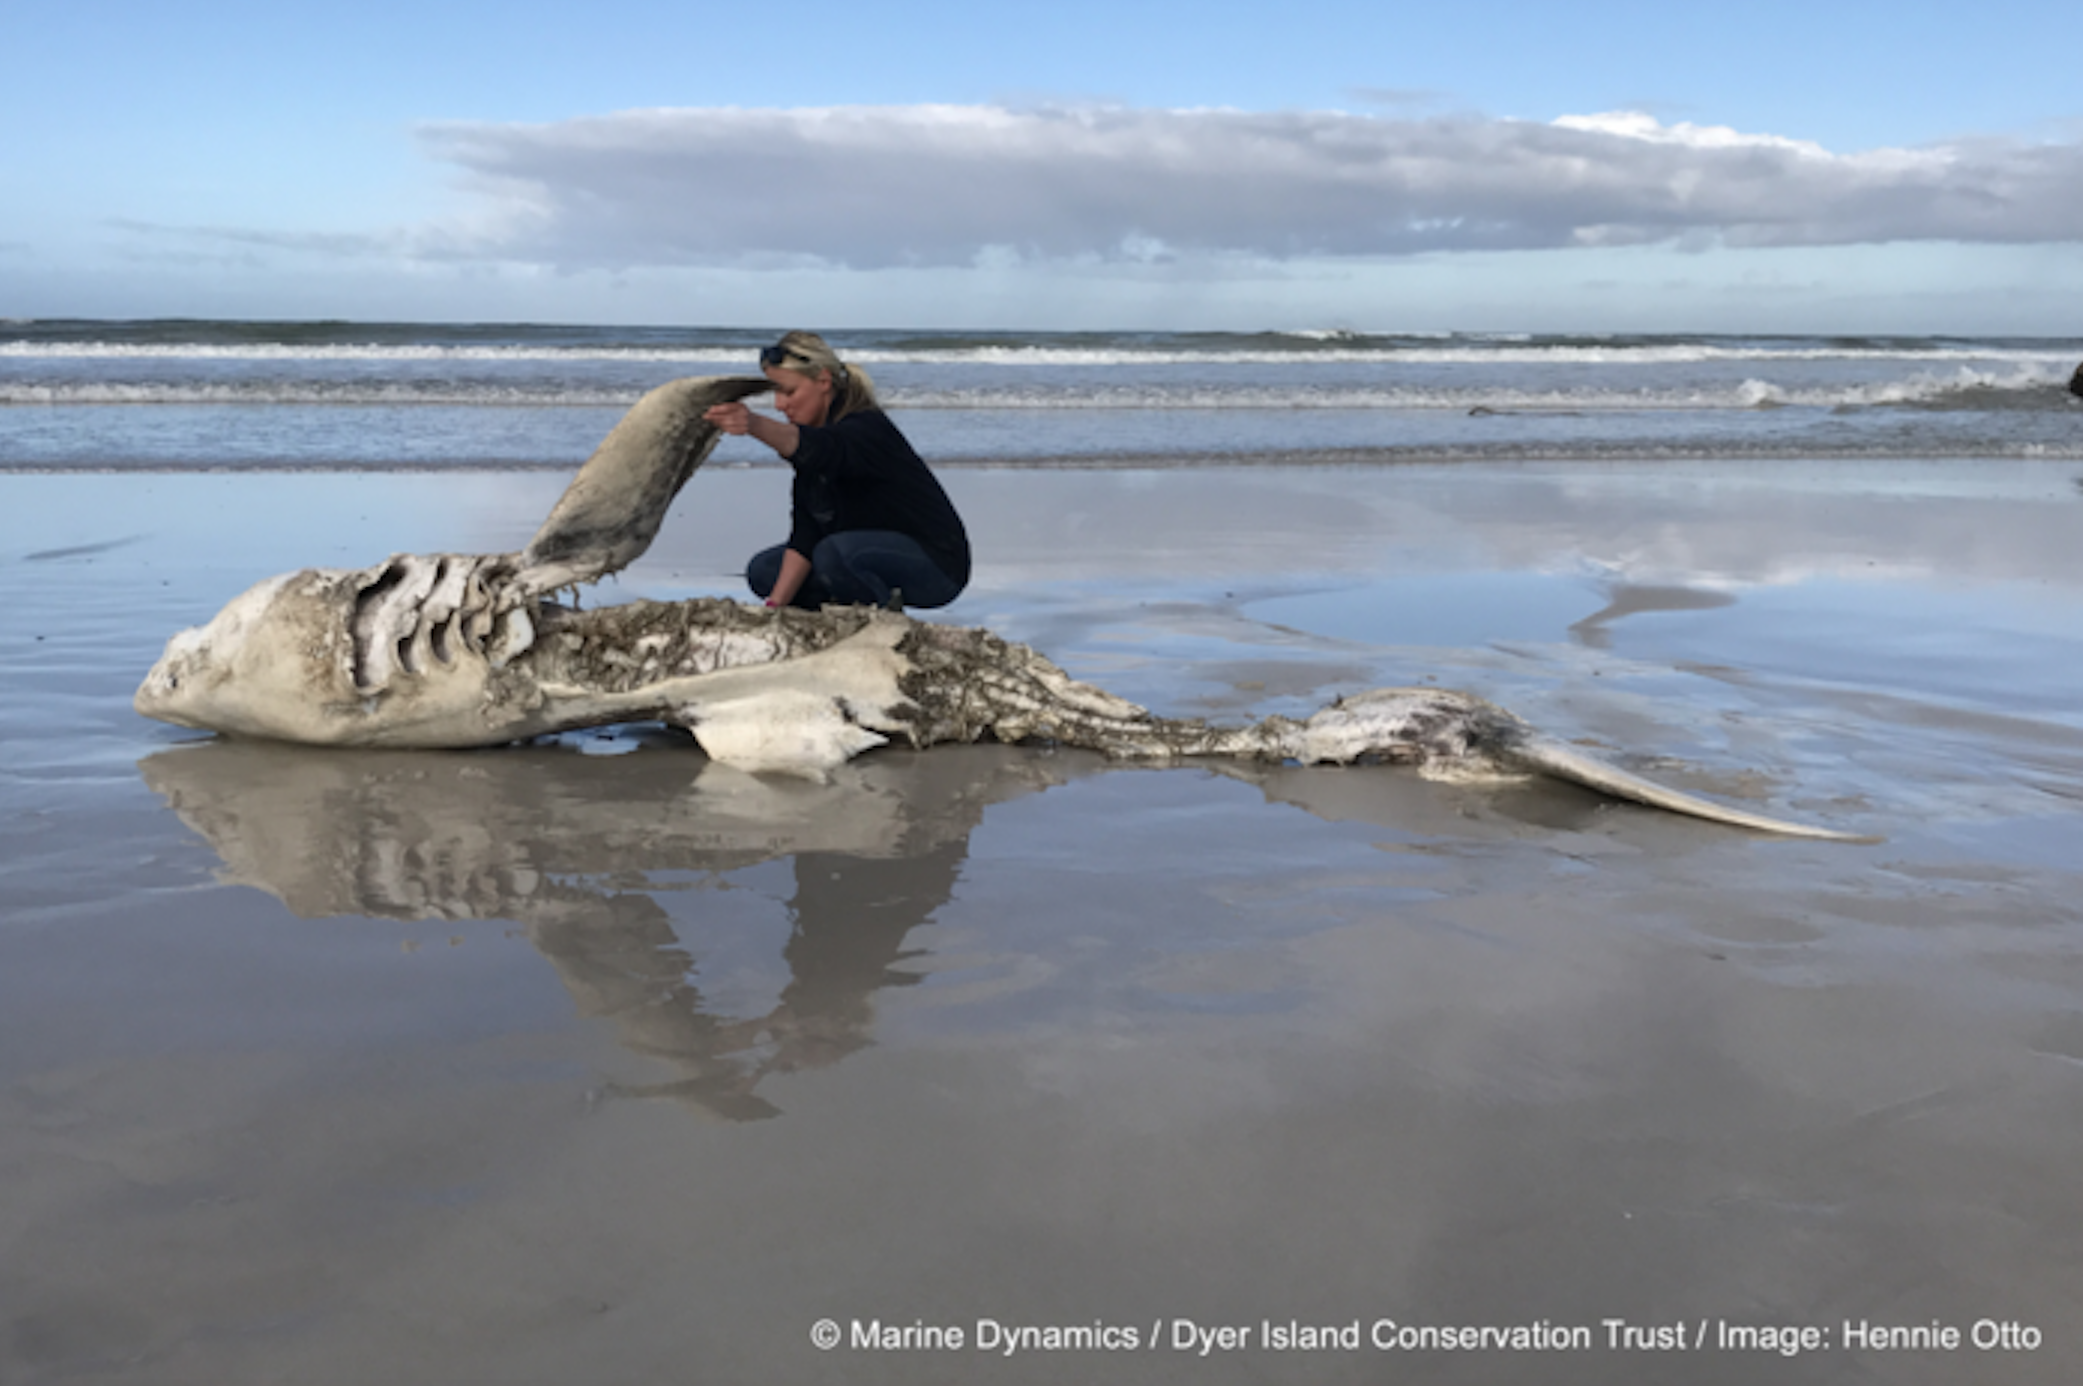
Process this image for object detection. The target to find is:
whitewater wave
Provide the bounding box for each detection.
[0,341,747,366]
[4,340,2077,370]
[1731,363,2069,408]
[0,382,640,407]
[5,365,2069,411]
[10,437,2082,475]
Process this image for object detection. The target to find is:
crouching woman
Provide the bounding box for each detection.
[703,331,969,611]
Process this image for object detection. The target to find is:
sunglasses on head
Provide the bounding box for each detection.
[759,343,797,369]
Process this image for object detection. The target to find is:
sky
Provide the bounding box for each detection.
[4,0,2080,333]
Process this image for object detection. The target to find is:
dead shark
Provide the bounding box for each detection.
[135,375,1873,841]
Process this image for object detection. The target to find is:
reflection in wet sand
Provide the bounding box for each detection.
[1569,583,1737,651]
[138,737,1083,1120]
[139,723,1776,1124]
[135,699,1878,1128]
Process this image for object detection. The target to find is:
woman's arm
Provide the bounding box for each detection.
[709,401,823,604]
[766,547,812,607]
[703,401,799,459]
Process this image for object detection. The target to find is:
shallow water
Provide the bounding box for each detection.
[3,463,2080,1384]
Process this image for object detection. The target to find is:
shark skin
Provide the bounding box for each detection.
[135,375,1875,841]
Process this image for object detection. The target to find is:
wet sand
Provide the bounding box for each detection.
[3,460,2081,1384]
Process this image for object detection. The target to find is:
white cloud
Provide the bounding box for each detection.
[1549,111,1832,157]
[411,104,2083,272]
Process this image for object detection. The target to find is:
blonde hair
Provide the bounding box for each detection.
[764,330,879,423]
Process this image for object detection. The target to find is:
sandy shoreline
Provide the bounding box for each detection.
[3,460,2081,1384]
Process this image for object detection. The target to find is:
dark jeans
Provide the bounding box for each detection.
[746,531,963,611]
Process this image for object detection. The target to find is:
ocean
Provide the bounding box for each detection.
[3,319,2079,471]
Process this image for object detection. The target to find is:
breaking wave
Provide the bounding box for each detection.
[4,321,2076,470]
[4,344,2075,371]
[5,363,2071,412]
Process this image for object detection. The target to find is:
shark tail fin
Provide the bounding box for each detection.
[1504,735,1879,843]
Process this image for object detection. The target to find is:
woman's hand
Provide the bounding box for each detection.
[704,401,799,458]
[704,401,753,434]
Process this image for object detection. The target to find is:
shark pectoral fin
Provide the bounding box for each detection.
[681,690,888,780]
[1507,736,1880,843]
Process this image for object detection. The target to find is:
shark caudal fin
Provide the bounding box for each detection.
[1506,736,1879,843]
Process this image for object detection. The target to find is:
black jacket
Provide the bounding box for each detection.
[787,409,970,586]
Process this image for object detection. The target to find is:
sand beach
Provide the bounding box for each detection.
[3,457,2081,1384]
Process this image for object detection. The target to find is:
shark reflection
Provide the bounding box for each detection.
[137,717,1755,1121]
[1568,582,1736,651]
[138,734,1083,1120]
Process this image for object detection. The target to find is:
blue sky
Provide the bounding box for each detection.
[5,0,2079,331]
